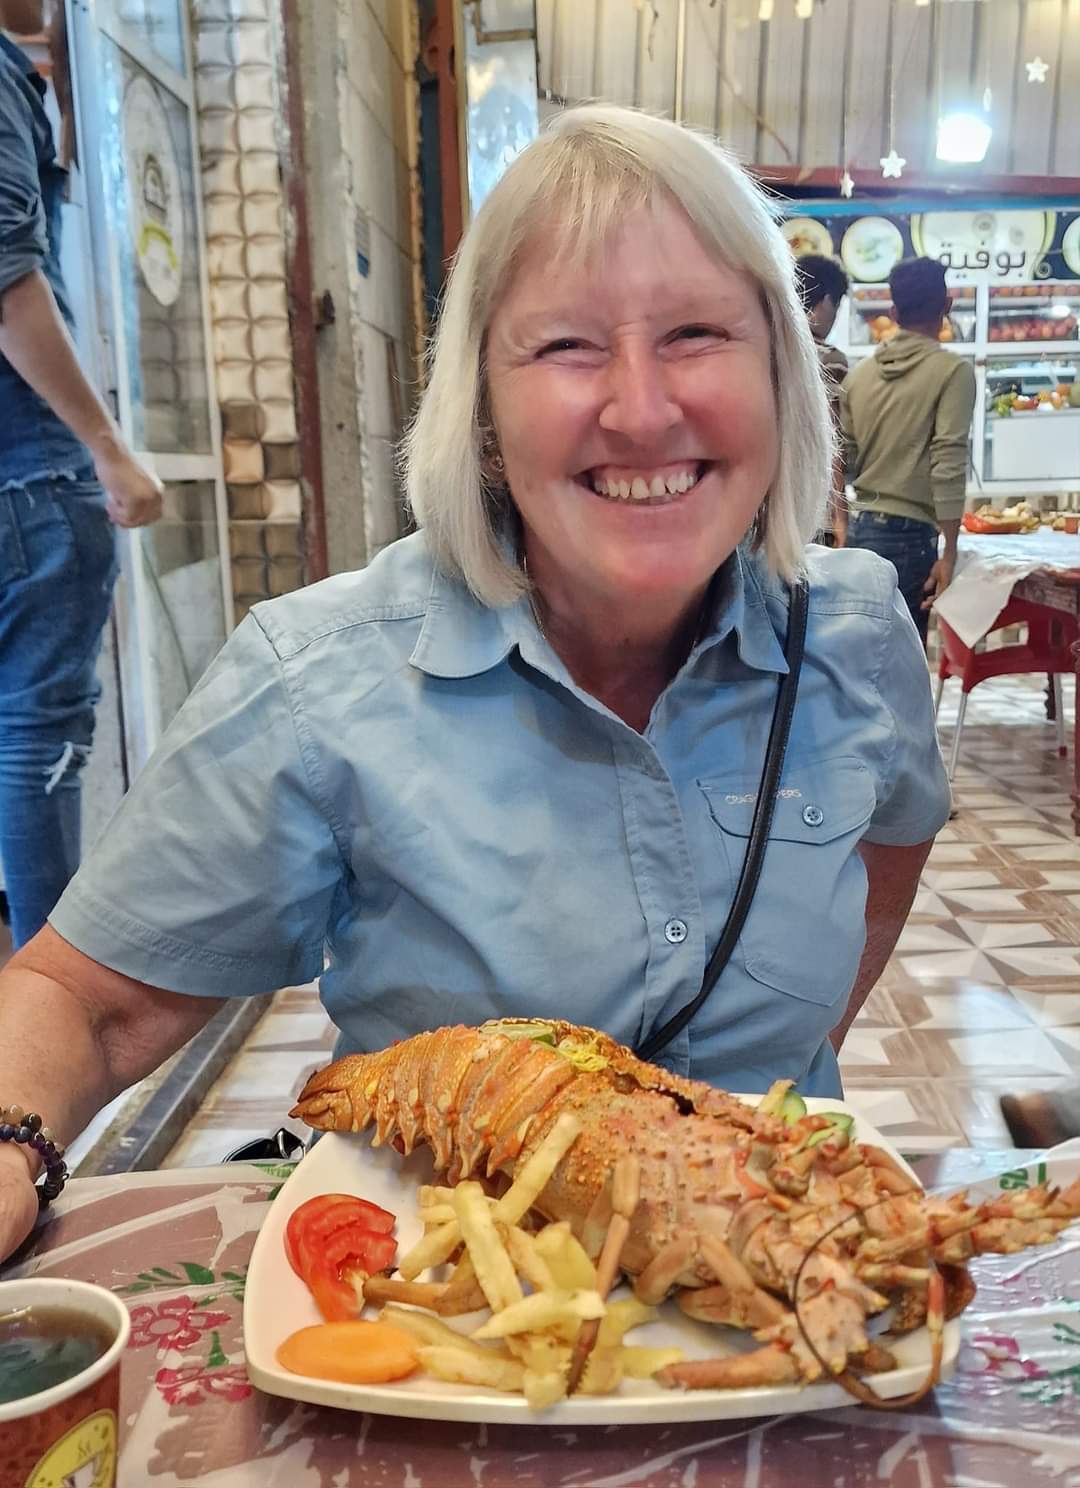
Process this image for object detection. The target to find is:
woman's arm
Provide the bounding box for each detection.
[0,926,225,1260]
[830,838,931,1052]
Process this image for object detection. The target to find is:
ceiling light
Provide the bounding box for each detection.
[936,111,993,163]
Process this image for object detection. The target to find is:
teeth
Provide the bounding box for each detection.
[591,468,700,501]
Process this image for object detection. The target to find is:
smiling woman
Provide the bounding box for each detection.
[0,105,950,1270]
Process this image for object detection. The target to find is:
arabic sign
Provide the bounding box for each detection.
[122,75,184,307]
[782,205,1080,287]
[912,210,1054,284]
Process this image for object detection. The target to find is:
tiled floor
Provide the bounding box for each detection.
[161,670,1080,1164]
[5,670,1079,1167]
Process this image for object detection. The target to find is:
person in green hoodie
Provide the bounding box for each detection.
[840,257,976,644]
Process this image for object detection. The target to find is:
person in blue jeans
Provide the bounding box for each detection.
[0,0,161,947]
[840,258,976,645]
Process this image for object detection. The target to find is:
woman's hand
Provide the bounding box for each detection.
[0,1143,40,1265]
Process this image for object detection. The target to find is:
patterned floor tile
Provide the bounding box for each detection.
[898,949,1004,983]
[955,918,1055,948]
[914,1027,1074,1079]
[1011,989,1080,1026]
[986,946,1080,977]
[890,985,1036,1031]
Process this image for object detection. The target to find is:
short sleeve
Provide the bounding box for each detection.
[0,66,48,297]
[861,581,951,847]
[49,614,344,995]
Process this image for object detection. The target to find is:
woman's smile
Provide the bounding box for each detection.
[580,461,711,505]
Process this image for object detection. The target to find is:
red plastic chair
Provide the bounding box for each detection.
[934,595,1078,779]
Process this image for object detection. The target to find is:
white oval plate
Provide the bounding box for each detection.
[841,217,905,283]
[244,1096,959,1424]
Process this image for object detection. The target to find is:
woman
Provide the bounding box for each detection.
[0,106,948,1260]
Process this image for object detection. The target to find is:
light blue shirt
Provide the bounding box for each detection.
[51,533,949,1098]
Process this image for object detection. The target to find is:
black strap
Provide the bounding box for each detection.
[635,578,810,1063]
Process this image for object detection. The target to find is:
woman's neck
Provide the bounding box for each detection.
[533,586,709,732]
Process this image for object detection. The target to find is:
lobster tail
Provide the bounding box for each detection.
[291,1024,582,1181]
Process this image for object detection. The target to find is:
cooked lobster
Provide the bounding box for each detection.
[291,1019,1080,1401]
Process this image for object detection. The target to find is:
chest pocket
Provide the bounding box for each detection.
[699,758,877,1006]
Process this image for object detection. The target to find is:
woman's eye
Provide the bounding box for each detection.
[673,325,721,342]
[539,338,586,356]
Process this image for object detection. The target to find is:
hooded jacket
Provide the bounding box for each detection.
[839,330,976,528]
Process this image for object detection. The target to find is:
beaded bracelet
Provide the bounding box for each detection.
[0,1105,68,1207]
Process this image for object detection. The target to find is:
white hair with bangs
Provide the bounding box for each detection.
[404,103,832,609]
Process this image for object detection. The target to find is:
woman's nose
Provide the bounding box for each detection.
[597,348,681,444]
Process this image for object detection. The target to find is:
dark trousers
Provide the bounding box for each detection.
[0,472,118,946]
[846,511,938,644]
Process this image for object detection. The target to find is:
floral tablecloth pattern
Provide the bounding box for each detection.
[4,1152,1080,1486]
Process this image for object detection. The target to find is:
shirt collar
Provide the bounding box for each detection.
[409,543,790,681]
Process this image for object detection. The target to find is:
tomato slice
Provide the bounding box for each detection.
[284,1193,395,1280]
[306,1225,399,1322]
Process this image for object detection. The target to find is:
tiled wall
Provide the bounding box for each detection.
[192,0,304,619]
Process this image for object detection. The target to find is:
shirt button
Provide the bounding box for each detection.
[664,918,688,945]
[802,804,824,827]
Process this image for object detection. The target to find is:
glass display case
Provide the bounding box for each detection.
[988,283,1080,347]
[984,349,1080,482]
[849,284,977,348]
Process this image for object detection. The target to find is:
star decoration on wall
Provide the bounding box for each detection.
[880,150,906,180]
[1026,57,1049,83]
[840,170,854,199]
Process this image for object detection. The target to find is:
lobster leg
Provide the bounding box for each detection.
[676,1235,789,1329]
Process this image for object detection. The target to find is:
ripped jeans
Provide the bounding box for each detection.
[0,471,118,947]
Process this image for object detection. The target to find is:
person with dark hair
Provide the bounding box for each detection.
[839,256,975,643]
[0,0,162,948]
[796,253,850,546]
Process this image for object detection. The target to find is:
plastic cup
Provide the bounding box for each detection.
[0,1277,129,1488]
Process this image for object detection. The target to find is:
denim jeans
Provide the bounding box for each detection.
[846,511,938,644]
[0,472,118,947]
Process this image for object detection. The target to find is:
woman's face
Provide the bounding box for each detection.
[485,198,779,618]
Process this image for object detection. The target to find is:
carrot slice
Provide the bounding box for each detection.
[276,1320,420,1385]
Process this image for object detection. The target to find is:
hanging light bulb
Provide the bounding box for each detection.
[758,0,774,18]
[795,0,813,16]
[936,111,993,164]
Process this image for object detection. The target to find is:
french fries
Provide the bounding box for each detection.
[362,1111,683,1407]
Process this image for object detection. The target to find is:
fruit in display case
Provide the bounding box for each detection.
[988,317,1077,342]
[868,314,898,343]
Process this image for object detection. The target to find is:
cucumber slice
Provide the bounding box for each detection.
[778,1092,808,1126]
[803,1111,855,1149]
[756,1079,794,1117]
[805,1124,849,1150]
[481,1020,557,1045]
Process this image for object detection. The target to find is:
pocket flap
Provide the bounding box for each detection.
[700,759,876,845]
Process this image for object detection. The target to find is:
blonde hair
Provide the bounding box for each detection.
[404,104,831,608]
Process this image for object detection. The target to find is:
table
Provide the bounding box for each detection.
[933,529,1080,831]
[4,1151,1080,1486]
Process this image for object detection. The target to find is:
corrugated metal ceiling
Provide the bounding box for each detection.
[536,0,1080,180]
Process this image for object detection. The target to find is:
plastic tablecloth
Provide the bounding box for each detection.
[4,1149,1080,1487]
[934,529,1080,646]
